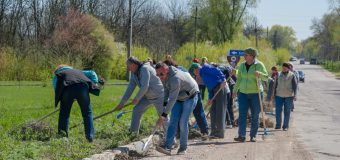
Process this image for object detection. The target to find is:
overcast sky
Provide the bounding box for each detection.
[249,0,330,41]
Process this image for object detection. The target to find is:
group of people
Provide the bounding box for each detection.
[52,47,299,155]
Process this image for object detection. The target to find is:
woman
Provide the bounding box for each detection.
[274,63,298,131]
[53,64,100,142]
[232,48,268,142]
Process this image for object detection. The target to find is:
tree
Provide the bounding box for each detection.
[46,9,115,79]
[268,25,297,51]
[190,0,257,43]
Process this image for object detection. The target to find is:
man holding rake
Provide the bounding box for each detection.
[113,57,166,135]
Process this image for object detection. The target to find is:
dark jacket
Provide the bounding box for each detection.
[55,69,100,107]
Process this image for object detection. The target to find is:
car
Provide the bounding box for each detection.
[300,59,305,64]
[290,57,297,61]
[297,70,305,82]
[310,58,317,64]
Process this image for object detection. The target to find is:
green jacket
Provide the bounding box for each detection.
[233,60,268,94]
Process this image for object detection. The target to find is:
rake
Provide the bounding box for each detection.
[23,108,60,128]
[70,102,133,129]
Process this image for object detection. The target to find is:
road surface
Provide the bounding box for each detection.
[139,62,340,160]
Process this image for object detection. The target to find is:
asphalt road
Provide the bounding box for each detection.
[89,62,340,160]
[294,61,340,160]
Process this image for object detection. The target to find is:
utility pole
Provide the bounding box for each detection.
[255,21,258,49]
[266,26,269,39]
[194,6,198,58]
[337,46,339,62]
[127,0,132,81]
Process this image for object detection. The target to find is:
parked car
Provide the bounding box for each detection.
[300,59,305,64]
[297,70,305,82]
[310,58,317,64]
[290,57,297,61]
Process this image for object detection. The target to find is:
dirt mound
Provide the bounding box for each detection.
[260,118,275,128]
[114,150,146,160]
[9,122,54,141]
[188,129,202,139]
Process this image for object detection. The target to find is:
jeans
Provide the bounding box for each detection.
[130,95,167,135]
[58,83,94,141]
[275,96,293,129]
[199,85,206,100]
[237,92,262,138]
[165,95,198,149]
[225,92,234,125]
[192,93,209,134]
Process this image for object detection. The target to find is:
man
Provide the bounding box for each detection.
[155,63,199,155]
[113,57,165,134]
[274,63,298,131]
[200,63,229,139]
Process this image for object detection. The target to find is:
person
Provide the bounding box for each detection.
[232,47,268,142]
[155,63,199,155]
[219,65,236,128]
[199,57,209,100]
[53,64,101,142]
[200,62,229,139]
[190,63,209,138]
[113,57,165,135]
[274,63,298,131]
[168,60,209,140]
[288,63,299,112]
[266,66,278,111]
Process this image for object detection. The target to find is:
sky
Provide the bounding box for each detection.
[249,0,330,41]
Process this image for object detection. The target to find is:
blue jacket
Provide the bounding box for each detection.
[199,64,226,99]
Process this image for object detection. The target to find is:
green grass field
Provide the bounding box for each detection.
[0,80,158,159]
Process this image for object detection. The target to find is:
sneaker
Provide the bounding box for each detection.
[201,133,209,141]
[177,147,187,155]
[226,125,233,129]
[283,128,288,131]
[172,139,179,149]
[234,136,246,142]
[275,126,281,129]
[250,137,256,142]
[156,146,171,155]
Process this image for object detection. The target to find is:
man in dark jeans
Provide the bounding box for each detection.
[54,65,100,142]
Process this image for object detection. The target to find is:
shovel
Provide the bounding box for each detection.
[256,76,270,138]
[116,110,133,119]
[135,124,158,155]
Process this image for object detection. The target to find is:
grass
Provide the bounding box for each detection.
[0,80,158,159]
[322,61,340,78]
